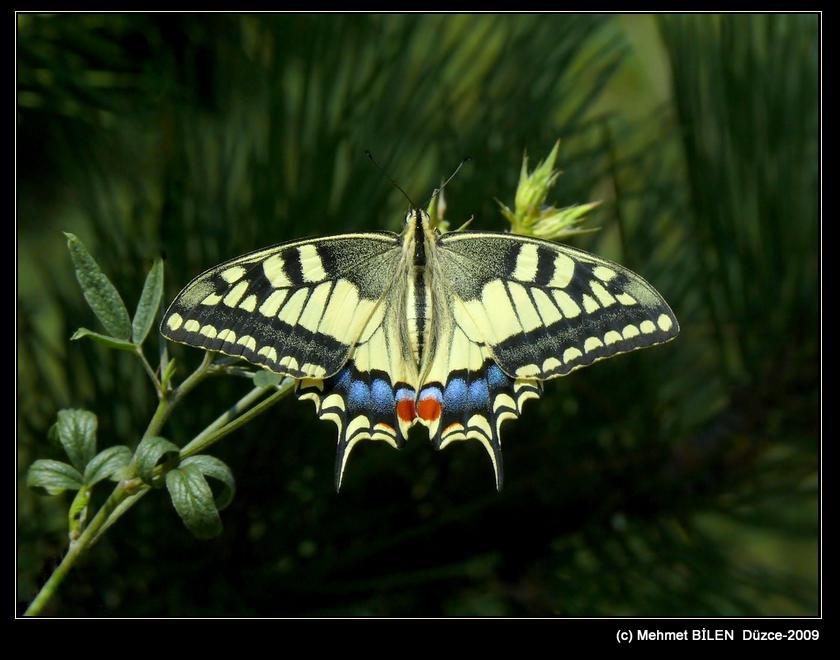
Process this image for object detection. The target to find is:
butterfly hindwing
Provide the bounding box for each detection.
[160,233,401,379]
[419,364,542,490]
[437,231,680,380]
[415,312,542,489]
[297,363,407,490]
[296,277,419,490]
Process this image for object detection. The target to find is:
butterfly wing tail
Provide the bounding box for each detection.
[297,361,407,491]
[420,360,542,491]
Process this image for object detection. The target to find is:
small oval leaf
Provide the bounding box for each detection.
[65,232,132,340]
[132,259,164,345]
[27,460,84,495]
[180,455,235,510]
[56,409,97,472]
[135,436,180,486]
[84,445,132,485]
[165,465,223,539]
[253,370,283,388]
[71,328,136,352]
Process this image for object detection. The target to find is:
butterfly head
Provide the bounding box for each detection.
[401,208,437,263]
[402,208,435,236]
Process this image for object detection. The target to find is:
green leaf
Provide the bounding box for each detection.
[55,409,97,472]
[27,460,84,495]
[165,464,223,539]
[180,455,235,510]
[65,232,132,340]
[135,435,180,486]
[253,370,283,388]
[83,445,132,485]
[132,258,164,345]
[71,327,136,352]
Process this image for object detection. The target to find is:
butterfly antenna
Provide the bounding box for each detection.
[365,150,416,209]
[430,156,471,202]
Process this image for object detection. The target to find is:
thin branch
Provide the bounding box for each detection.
[181,380,295,458]
[173,351,214,401]
[135,346,163,398]
[25,485,130,616]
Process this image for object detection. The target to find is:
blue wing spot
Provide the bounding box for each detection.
[443,378,468,412]
[468,379,490,408]
[334,367,353,391]
[370,379,395,414]
[348,380,370,409]
[486,363,510,390]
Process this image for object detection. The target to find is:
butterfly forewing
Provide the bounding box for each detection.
[435,231,680,380]
[160,233,401,379]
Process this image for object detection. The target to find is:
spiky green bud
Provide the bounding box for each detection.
[500,140,599,240]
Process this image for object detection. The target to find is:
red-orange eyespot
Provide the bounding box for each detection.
[396,399,416,422]
[417,398,442,421]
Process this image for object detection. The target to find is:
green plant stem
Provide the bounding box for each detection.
[87,489,147,546]
[24,363,293,616]
[135,346,162,398]
[185,383,281,448]
[181,380,294,458]
[141,397,170,442]
[172,351,214,401]
[137,352,215,443]
[24,485,130,616]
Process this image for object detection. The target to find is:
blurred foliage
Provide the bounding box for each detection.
[18,13,818,616]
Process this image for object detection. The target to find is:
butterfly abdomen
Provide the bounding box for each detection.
[406,266,430,364]
[404,210,434,368]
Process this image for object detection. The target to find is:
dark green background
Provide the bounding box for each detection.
[18,13,819,616]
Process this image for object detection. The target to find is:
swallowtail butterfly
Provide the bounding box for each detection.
[161,209,679,490]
